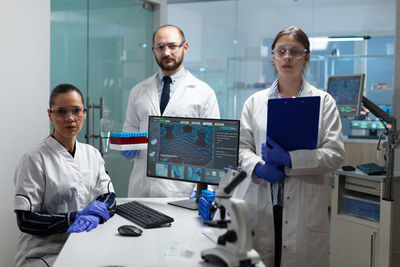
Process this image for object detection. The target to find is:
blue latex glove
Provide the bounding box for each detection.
[66,215,100,234]
[262,137,291,167]
[120,150,138,159]
[254,163,287,183]
[77,200,110,221]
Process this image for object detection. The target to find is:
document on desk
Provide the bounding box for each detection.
[267,96,320,151]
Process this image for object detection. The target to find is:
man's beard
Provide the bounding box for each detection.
[155,55,184,72]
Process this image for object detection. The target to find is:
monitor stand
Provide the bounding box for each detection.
[168,183,208,210]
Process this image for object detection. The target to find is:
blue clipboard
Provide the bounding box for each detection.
[267,96,320,151]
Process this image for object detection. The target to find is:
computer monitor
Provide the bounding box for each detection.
[327,74,365,117]
[147,116,240,210]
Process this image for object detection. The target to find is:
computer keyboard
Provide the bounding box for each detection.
[357,163,386,175]
[116,201,174,229]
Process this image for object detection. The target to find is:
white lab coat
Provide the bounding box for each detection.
[14,136,114,267]
[123,70,220,197]
[236,80,344,267]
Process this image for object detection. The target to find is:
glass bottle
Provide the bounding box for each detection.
[100,109,115,153]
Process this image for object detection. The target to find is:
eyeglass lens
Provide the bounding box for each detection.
[153,41,184,53]
[51,107,86,118]
[274,46,307,58]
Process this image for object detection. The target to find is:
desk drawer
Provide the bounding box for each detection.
[344,194,380,222]
[345,177,381,196]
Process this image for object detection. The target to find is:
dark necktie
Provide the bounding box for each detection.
[160,76,172,115]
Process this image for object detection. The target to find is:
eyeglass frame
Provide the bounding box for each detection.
[49,106,87,119]
[152,41,185,53]
[271,46,309,59]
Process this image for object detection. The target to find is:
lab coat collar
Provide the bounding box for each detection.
[157,67,195,89]
[298,80,314,96]
[265,78,313,102]
[140,69,197,115]
[181,70,196,88]
[157,67,186,85]
[141,73,162,115]
[45,135,78,160]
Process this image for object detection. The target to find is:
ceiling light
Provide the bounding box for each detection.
[328,36,371,42]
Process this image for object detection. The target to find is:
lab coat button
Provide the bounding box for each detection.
[285,220,288,224]
[286,196,290,199]
[283,245,287,249]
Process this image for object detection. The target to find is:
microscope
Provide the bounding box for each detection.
[201,169,261,267]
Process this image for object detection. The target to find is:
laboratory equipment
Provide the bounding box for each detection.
[147,116,240,210]
[109,132,148,151]
[201,169,261,267]
[326,74,365,117]
[198,190,216,222]
[349,120,389,139]
[356,163,386,175]
[360,95,398,200]
[116,201,174,228]
[99,109,116,153]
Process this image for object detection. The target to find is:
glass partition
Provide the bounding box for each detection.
[51,0,156,196]
[168,0,396,121]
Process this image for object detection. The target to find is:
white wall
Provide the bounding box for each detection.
[0,1,50,266]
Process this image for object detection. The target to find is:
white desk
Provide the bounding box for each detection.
[53,198,231,267]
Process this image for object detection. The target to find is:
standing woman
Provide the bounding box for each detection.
[14,84,116,267]
[237,26,345,267]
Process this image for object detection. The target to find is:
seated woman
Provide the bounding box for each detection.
[14,84,116,267]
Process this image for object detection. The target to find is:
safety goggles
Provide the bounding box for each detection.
[49,106,87,119]
[152,41,185,54]
[272,46,309,59]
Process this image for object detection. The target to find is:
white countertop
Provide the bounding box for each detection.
[53,198,264,267]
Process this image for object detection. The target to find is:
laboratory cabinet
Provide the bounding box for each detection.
[330,170,400,267]
[331,216,379,267]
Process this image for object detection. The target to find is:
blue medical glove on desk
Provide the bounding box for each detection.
[66,215,100,234]
[77,200,110,221]
[262,137,291,167]
[120,150,138,160]
[254,163,287,183]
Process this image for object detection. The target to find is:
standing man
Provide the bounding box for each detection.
[122,24,220,197]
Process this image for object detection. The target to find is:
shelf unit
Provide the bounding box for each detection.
[330,169,400,267]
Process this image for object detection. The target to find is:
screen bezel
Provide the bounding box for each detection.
[146,115,240,186]
[327,74,365,118]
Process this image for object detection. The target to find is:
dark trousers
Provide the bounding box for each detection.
[273,205,283,267]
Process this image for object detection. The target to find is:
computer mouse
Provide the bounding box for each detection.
[118,225,143,237]
[342,165,356,171]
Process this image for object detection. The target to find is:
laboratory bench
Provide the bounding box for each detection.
[53,198,265,267]
[330,169,400,267]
